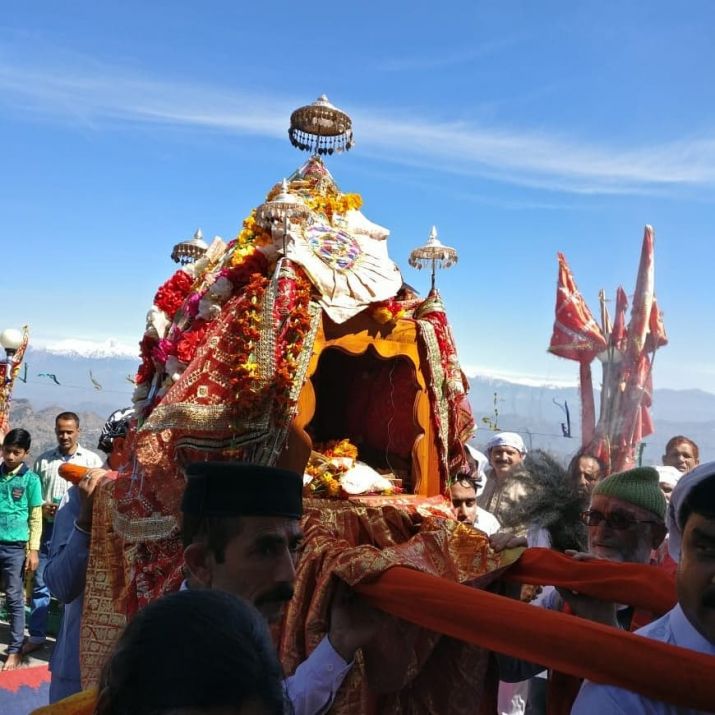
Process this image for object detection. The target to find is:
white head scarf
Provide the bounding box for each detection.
[485,432,527,456]
[667,460,715,562]
[655,465,681,490]
[465,443,488,482]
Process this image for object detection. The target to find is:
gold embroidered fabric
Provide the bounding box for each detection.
[280,498,517,714]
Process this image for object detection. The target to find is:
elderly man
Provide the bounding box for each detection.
[181,461,378,715]
[662,435,699,474]
[496,466,668,714]
[573,461,715,713]
[480,432,530,528]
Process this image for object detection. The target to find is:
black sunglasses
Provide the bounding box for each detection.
[580,509,659,530]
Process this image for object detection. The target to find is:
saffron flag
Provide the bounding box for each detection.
[548,253,607,361]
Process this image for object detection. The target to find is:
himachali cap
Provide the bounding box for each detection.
[181,462,303,520]
[486,432,527,455]
[592,466,667,521]
[667,460,715,562]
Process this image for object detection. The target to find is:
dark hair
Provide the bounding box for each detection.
[664,435,699,461]
[95,590,287,715]
[2,428,31,451]
[181,513,244,563]
[55,411,80,427]
[679,476,715,528]
[449,474,478,494]
[503,449,588,552]
[566,449,608,481]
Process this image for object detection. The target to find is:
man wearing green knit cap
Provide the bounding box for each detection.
[496,465,670,706]
[584,466,667,564]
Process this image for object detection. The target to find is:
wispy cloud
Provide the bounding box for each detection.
[374,37,523,72]
[1,50,714,196]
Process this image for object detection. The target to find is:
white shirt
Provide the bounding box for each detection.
[474,507,501,536]
[572,604,715,714]
[33,444,103,504]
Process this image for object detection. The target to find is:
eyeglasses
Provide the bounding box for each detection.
[580,510,660,530]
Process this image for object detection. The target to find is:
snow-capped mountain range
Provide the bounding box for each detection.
[7,344,715,464]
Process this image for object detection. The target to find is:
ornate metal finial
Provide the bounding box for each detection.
[289,95,353,156]
[408,225,458,291]
[255,180,311,254]
[171,228,209,265]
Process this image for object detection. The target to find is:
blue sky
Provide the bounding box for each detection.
[2,2,715,391]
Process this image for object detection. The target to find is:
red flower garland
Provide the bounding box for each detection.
[176,320,208,364]
[153,270,194,320]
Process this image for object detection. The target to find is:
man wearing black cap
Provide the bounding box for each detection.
[181,461,378,715]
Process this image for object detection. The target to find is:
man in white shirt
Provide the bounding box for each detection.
[24,411,102,654]
[573,461,715,714]
[181,461,380,715]
[449,473,500,536]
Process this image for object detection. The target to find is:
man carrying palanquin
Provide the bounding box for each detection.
[573,461,715,713]
[449,471,500,536]
[495,466,669,714]
[181,461,381,715]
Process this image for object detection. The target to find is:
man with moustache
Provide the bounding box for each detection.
[181,461,378,715]
[25,411,102,655]
[496,466,668,713]
[479,432,530,531]
[573,462,715,713]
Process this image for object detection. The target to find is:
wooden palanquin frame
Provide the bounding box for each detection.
[294,311,441,496]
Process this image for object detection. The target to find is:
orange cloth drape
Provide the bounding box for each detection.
[355,561,715,712]
[503,547,676,612]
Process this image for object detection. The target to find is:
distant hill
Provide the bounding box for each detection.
[466,375,715,464]
[9,399,106,459]
[6,346,715,464]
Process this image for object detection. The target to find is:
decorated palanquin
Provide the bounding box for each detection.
[67,99,715,715]
[78,97,484,704]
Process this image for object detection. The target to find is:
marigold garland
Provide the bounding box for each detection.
[305,192,363,224]
[226,266,314,424]
[371,298,406,325]
[231,211,272,253]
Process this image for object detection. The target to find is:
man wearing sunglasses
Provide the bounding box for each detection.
[496,467,667,712]
[574,462,715,713]
[581,466,667,567]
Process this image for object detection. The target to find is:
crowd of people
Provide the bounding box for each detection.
[1,408,714,714]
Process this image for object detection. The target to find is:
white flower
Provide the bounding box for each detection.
[146,307,171,340]
[208,276,233,301]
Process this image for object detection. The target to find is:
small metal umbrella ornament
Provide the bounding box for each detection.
[289,95,353,155]
[408,226,458,291]
[255,179,311,253]
[171,228,208,265]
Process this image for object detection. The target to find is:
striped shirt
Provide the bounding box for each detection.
[33,445,103,505]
